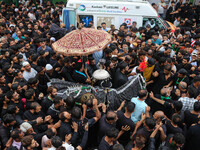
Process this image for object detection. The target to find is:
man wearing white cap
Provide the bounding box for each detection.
[23,61,38,81]
[45,64,54,80]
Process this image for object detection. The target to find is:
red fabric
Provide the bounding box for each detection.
[139,61,147,72]
[52,28,111,56]
[21,98,27,110]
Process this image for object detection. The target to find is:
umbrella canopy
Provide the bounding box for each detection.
[52,28,112,56]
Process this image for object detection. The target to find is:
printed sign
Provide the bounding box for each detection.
[124,18,131,26]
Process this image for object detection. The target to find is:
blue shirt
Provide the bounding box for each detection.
[151,38,162,45]
[37,46,53,54]
[102,28,108,32]
[131,97,147,123]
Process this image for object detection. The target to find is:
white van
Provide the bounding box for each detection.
[62,0,175,31]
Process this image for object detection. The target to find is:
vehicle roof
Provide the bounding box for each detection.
[67,0,158,16]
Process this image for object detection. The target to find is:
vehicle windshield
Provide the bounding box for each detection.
[159,16,170,28]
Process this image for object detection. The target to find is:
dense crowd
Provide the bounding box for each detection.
[0,0,200,150]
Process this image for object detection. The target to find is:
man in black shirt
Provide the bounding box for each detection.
[9,91,24,116]
[0,114,16,149]
[160,133,185,150]
[47,96,64,123]
[61,57,74,82]
[35,66,49,95]
[98,111,117,143]
[114,62,129,88]
[72,62,91,84]
[132,117,157,150]
[116,102,135,146]
[3,64,14,84]
[189,75,200,96]
[59,111,79,146]
[185,118,200,150]
[53,54,64,79]
[23,102,51,133]
[41,86,57,115]
[0,74,10,93]
[99,127,119,150]
[177,56,192,73]
[173,69,190,88]
[184,101,200,129]
[165,114,183,135]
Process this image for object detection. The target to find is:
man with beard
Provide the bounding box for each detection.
[105,60,116,85]
[47,96,64,123]
[87,57,97,78]
[18,44,28,61]
[114,62,129,88]
[173,69,189,89]
[171,81,188,101]
[22,61,37,82]
[41,86,57,115]
[2,64,14,85]
[61,57,74,82]
[13,69,27,86]
[23,102,52,133]
[98,111,118,143]
[0,73,10,93]
[104,48,113,62]
[0,49,11,69]
[11,55,22,70]
[59,111,79,144]
[0,114,16,149]
[35,66,49,95]
[21,135,39,150]
[10,129,24,149]
[9,91,24,116]
[177,56,192,73]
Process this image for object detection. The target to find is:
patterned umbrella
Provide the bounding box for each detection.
[52,28,112,56]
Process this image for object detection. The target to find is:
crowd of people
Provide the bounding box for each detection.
[0,0,200,150]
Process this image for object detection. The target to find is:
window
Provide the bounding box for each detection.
[143,17,164,29]
[79,15,94,27]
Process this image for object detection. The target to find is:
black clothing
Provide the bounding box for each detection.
[173,74,190,88]
[153,71,174,94]
[41,96,53,114]
[177,63,192,74]
[23,110,47,133]
[0,84,10,93]
[116,111,135,146]
[10,100,25,116]
[37,57,47,67]
[184,110,199,129]
[149,94,174,118]
[99,136,117,150]
[159,134,178,150]
[5,74,14,84]
[61,66,74,82]
[87,64,97,77]
[31,63,38,70]
[114,69,128,88]
[185,123,200,150]
[47,104,60,123]
[133,127,159,150]
[72,70,87,84]
[37,74,49,95]
[0,125,11,149]
[59,121,73,141]
[98,114,116,143]
[53,62,63,79]
[165,120,183,135]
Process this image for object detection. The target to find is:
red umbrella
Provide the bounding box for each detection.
[52,28,112,56]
